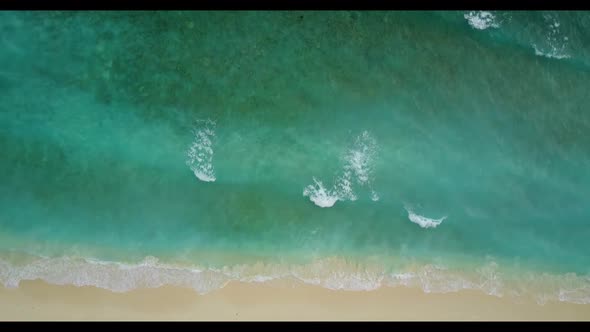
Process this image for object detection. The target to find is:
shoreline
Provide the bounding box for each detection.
[2,252,590,306]
[1,279,590,321]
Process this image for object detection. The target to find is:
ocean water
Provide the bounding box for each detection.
[1,11,590,304]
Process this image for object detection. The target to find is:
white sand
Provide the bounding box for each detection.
[1,279,590,321]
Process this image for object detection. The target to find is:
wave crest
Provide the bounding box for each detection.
[404,205,446,229]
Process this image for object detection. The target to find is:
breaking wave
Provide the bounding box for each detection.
[532,15,570,60]
[186,119,217,182]
[304,131,379,207]
[464,11,500,30]
[404,204,447,229]
[1,254,589,305]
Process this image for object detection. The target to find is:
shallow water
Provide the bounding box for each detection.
[1,11,590,304]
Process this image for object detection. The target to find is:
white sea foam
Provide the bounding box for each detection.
[404,205,446,229]
[334,170,358,202]
[304,131,379,208]
[0,255,228,294]
[303,178,340,208]
[464,11,500,30]
[533,44,570,60]
[532,15,570,60]
[186,119,216,182]
[344,131,377,185]
[1,255,589,304]
[370,190,380,202]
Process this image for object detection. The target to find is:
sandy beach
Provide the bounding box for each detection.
[1,279,589,321]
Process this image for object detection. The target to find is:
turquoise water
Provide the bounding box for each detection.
[1,11,590,303]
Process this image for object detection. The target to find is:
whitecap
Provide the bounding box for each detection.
[464,11,500,30]
[533,44,570,60]
[303,131,379,208]
[344,130,377,186]
[303,177,340,208]
[532,16,570,60]
[334,170,357,201]
[186,119,216,182]
[404,205,446,229]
